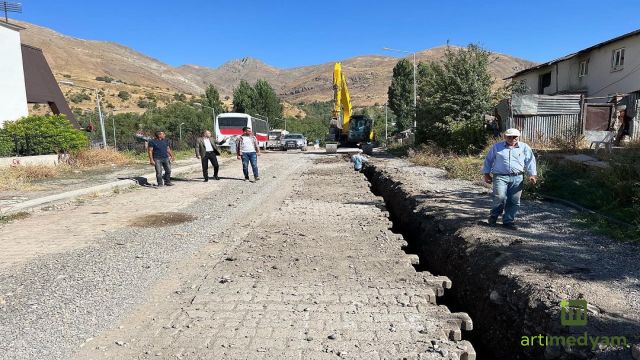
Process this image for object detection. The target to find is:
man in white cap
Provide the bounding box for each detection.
[482,128,537,230]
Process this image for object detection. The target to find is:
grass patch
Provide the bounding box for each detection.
[393,142,640,242]
[0,211,31,224]
[71,148,133,167]
[0,165,61,191]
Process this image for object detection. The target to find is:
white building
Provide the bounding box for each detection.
[0,21,28,125]
[508,29,640,99]
[508,29,640,140]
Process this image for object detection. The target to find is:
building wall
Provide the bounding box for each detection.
[513,33,640,98]
[0,25,28,125]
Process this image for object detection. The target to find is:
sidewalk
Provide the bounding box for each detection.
[0,157,230,215]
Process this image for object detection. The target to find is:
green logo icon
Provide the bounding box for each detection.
[560,299,588,326]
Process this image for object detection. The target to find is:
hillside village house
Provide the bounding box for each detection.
[0,20,77,127]
[507,29,640,141]
[0,21,29,124]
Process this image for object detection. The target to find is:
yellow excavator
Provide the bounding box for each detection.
[326,62,375,153]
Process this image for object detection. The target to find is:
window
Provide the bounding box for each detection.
[579,59,589,77]
[612,48,625,71]
[538,72,552,94]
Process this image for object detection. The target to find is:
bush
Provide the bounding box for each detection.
[1,114,88,155]
[95,76,114,83]
[69,93,92,103]
[117,91,130,100]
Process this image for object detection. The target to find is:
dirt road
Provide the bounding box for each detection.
[0,152,474,360]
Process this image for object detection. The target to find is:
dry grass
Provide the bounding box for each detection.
[0,165,61,191]
[0,148,134,192]
[404,143,485,183]
[70,148,133,167]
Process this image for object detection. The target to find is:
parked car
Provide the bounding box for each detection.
[281,133,307,151]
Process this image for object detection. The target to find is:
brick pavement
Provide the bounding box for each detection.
[75,156,475,359]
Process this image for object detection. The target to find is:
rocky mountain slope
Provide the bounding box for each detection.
[15,19,535,113]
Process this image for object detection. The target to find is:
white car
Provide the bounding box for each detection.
[281,134,307,151]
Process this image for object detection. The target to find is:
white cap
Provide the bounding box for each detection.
[504,128,521,137]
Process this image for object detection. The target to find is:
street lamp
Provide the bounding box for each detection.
[382,47,417,130]
[58,80,107,148]
[179,122,185,142]
[192,102,216,129]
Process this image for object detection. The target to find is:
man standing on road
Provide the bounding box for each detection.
[236,126,260,182]
[148,131,175,187]
[482,128,537,230]
[196,130,226,182]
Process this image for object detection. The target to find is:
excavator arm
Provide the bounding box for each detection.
[332,62,352,135]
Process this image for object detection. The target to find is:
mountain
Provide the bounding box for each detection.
[15,20,535,113]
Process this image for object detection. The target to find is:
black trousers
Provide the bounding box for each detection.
[202,151,219,179]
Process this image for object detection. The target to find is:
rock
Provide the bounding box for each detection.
[489,290,503,304]
[305,336,314,341]
[439,349,448,357]
[631,344,640,360]
[328,333,337,340]
[115,340,125,346]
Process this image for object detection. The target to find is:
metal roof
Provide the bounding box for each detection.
[506,28,640,79]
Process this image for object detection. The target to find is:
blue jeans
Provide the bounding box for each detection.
[490,174,523,224]
[241,152,259,178]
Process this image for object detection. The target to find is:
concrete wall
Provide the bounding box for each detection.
[0,154,59,168]
[513,33,640,98]
[0,24,28,126]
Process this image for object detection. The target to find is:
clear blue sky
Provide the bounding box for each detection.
[12,0,640,69]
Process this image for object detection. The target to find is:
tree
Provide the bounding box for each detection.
[253,80,284,128]
[387,59,414,132]
[416,44,496,154]
[201,84,225,115]
[232,80,256,114]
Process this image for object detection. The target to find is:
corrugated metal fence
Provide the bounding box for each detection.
[505,95,582,143]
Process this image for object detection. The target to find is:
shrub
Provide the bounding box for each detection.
[95,76,114,83]
[69,92,92,103]
[117,91,130,101]
[1,114,88,155]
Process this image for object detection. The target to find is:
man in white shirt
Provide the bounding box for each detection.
[235,126,261,181]
[196,130,226,181]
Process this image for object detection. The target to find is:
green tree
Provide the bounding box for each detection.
[232,80,256,115]
[416,44,495,154]
[200,84,225,115]
[387,59,414,132]
[253,80,284,128]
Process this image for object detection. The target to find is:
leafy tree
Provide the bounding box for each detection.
[253,80,284,128]
[416,44,496,154]
[0,115,87,155]
[173,93,187,102]
[387,58,414,132]
[200,84,225,115]
[232,80,256,114]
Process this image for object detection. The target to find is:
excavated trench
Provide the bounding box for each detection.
[362,164,557,360]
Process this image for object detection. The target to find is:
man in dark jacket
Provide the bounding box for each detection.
[196,130,226,181]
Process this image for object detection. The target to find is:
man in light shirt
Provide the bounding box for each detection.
[236,126,261,182]
[482,128,537,230]
[196,130,226,182]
